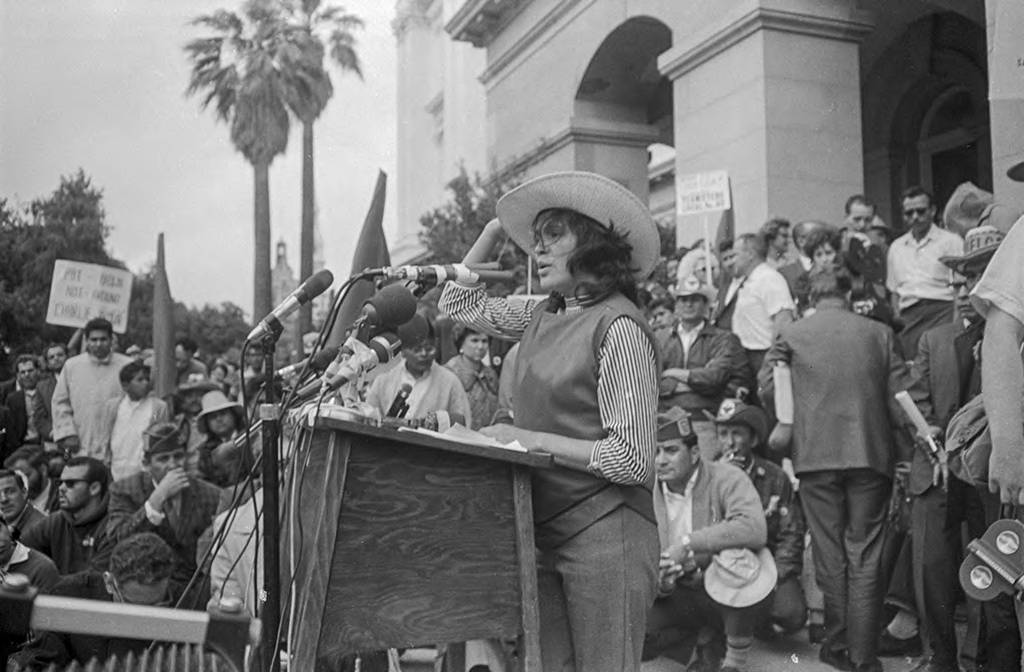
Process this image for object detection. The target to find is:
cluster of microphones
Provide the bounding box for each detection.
[245,264,509,419]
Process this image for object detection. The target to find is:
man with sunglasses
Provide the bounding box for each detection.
[886,186,964,359]
[12,532,177,668]
[365,313,472,427]
[20,456,111,575]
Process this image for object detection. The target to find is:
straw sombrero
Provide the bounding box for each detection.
[496,171,660,281]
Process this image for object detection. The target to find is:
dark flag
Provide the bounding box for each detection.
[152,233,177,400]
[329,170,390,345]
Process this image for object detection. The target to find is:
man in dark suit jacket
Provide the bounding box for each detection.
[776,220,821,299]
[102,422,222,607]
[5,354,54,448]
[766,270,912,672]
[904,226,1010,672]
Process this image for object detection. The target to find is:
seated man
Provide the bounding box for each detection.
[12,532,177,668]
[646,407,769,672]
[0,510,59,591]
[0,468,45,537]
[4,446,60,513]
[712,398,806,636]
[20,456,112,575]
[102,422,222,606]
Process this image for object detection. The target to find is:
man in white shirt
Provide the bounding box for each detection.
[713,233,796,374]
[886,186,963,358]
[51,318,132,460]
[97,362,169,481]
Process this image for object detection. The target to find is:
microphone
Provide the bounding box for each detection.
[360,283,418,331]
[247,269,334,342]
[362,263,515,286]
[296,332,402,398]
[275,346,340,382]
[386,383,412,418]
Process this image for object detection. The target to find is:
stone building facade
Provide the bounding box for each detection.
[394,0,1024,250]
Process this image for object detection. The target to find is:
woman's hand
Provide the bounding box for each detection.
[480,424,542,451]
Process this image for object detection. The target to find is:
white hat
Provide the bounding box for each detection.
[704,547,777,608]
[496,171,660,281]
[673,274,715,302]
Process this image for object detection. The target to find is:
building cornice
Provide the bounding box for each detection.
[445,0,529,48]
[492,118,662,181]
[474,0,593,87]
[659,5,874,81]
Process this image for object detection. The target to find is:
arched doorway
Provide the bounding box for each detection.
[861,10,990,230]
[571,16,673,203]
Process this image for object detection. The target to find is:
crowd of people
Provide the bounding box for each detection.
[1,168,1024,672]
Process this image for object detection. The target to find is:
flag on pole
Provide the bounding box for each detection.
[152,233,177,400]
[329,170,390,345]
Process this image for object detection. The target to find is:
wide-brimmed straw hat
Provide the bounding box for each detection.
[704,546,778,608]
[940,223,1006,275]
[196,390,245,435]
[496,171,660,280]
[673,274,716,302]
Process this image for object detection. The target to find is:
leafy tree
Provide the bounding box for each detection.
[185,0,296,320]
[0,171,123,354]
[278,0,363,333]
[418,167,527,287]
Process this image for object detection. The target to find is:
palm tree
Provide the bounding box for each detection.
[279,0,363,333]
[185,0,299,321]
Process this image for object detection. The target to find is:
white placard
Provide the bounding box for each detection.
[45,260,134,333]
[989,0,1024,100]
[676,170,732,215]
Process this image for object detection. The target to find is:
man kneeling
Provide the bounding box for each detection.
[646,408,774,672]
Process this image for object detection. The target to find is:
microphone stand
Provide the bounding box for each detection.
[257,329,283,672]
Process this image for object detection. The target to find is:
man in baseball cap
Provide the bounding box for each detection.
[646,407,768,671]
[712,398,807,639]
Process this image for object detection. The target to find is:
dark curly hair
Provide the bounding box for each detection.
[802,226,842,260]
[109,532,176,585]
[533,208,639,305]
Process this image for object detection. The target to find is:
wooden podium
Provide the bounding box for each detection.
[289,416,553,671]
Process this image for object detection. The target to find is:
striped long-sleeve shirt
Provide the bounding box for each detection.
[439,282,657,486]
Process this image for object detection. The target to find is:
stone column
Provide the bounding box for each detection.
[985,0,1024,205]
[659,0,874,237]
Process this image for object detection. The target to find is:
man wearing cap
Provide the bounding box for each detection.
[658,275,752,450]
[713,398,806,637]
[899,222,1008,672]
[365,313,472,427]
[886,186,964,359]
[51,318,133,461]
[95,361,170,482]
[647,407,768,672]
[174,374,220,475]
[102,421,222,605]
[766,270,912,672]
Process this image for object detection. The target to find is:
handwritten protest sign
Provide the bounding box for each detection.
[46,260,133,333]
[676,170,731,215]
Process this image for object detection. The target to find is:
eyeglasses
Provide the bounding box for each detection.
[903,207,930,219]
[532,219,569,250]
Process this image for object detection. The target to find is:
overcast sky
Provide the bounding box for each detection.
[0,0,398,318]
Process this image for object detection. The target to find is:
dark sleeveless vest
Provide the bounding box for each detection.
[514,293,657,549]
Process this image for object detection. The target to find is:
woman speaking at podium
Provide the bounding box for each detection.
[439,171,660,672]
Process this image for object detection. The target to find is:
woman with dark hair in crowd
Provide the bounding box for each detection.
[440,171,660,672]
[444,325,499,430]
[793,226,842,314]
